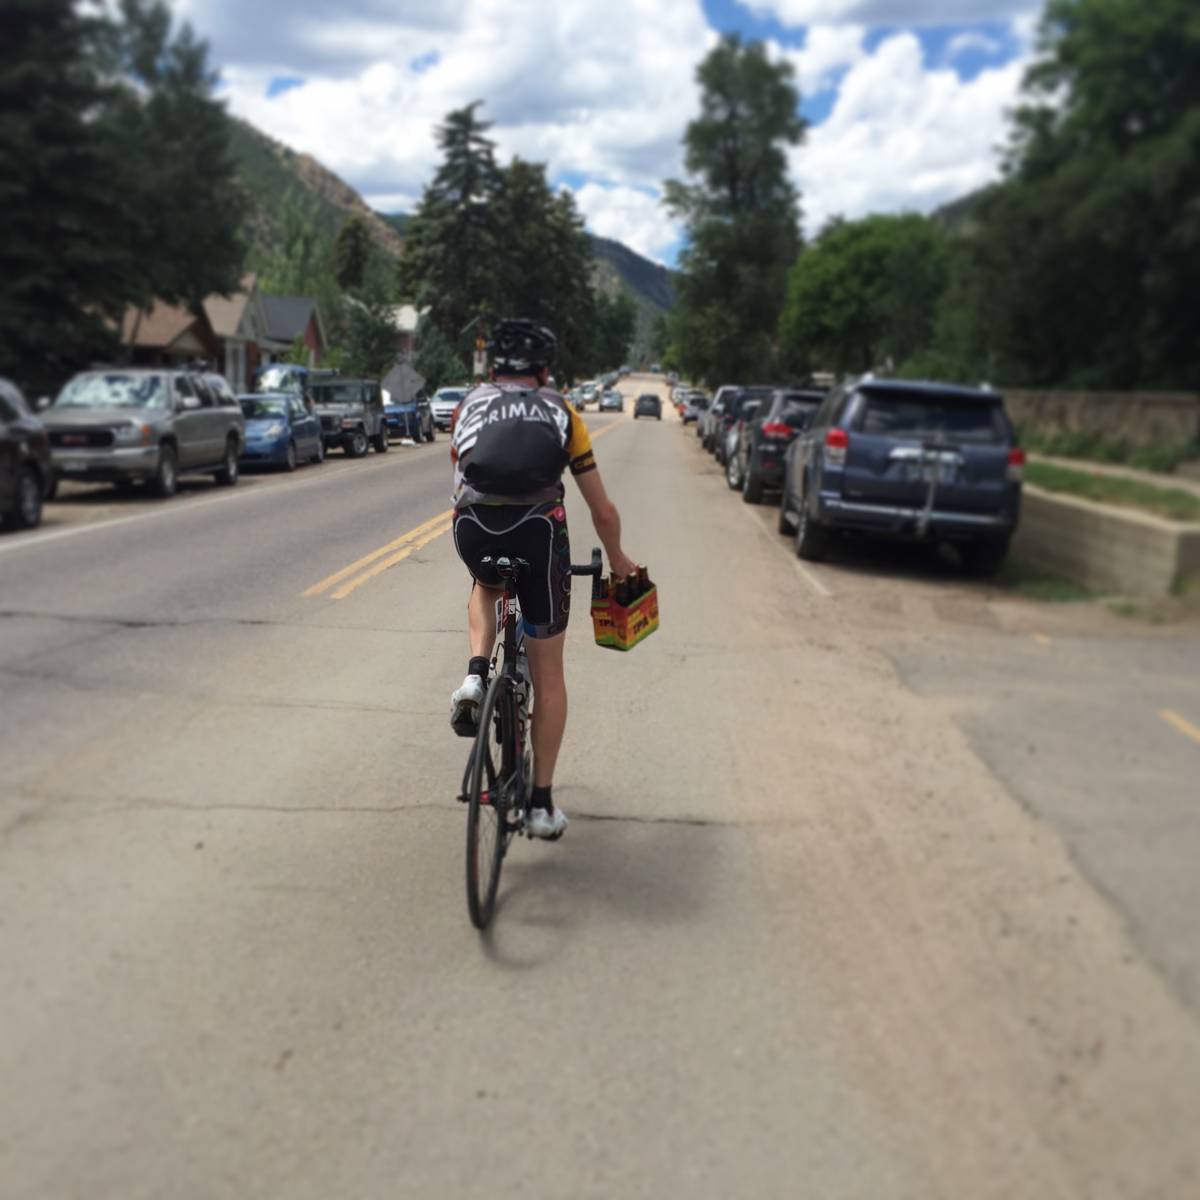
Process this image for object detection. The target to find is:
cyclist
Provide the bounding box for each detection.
[450,319,636,839]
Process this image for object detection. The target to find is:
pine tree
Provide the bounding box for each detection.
[665,35,805,387]
[97,0,247,311]
[398,103,503,350]
[333,215,372,291]
[0,0,140,391]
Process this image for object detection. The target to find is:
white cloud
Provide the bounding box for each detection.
[572,183,681,263]
[773,24,866,95]
[744,0,1040,25]
[792,30,1029,233]
[189,0,710,244]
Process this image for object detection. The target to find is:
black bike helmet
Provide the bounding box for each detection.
[488,318,557,375]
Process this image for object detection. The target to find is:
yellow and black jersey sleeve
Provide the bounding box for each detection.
[565,402,596,475]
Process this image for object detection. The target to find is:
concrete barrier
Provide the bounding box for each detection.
[1013,486,1200,598]
[1004,389,1200,450]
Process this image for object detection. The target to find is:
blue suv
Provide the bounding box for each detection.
[778,378,1024,575]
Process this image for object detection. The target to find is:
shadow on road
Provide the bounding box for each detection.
[477,816,723,970]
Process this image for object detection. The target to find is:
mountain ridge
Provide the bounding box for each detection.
[228,117,674,353]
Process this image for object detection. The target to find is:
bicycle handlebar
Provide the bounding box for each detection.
[570,547,603,577]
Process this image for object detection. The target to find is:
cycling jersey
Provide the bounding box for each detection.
[450,381,595,507]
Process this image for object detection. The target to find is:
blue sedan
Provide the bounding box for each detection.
[384,395,435,442]
[238,394,324,471]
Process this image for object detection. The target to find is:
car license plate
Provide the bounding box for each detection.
[905,461,957,483]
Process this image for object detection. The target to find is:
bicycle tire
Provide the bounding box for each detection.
[465,674,516,929]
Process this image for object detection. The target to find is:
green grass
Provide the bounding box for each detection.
[1016,426,1199,475]
[1025,461,1200,523]
[996,558,1094,602]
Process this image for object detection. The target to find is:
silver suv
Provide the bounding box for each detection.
[42,368,245,497]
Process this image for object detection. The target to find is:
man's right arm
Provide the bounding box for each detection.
[574,469,636,578]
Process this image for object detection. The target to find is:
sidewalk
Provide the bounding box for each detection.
[1032,454,1200,499]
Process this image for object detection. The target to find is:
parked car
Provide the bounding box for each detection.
[699,384,738,446]
[430,385,469,430]
[599,389,624,412]
[681,391,709,424]
[0,377,53,530]
[722,395,768,479]
[633,394,662,420]
[727,388,825,502]
[384,391,435,442]
[779,378,1023,574]
[712,386,775,464]
[238,393,324,470]
[308,376,387,457]
[41,367,244,497]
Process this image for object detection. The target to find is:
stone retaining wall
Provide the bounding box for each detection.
[1004,390,1200,450]
[1013,487,1200,598]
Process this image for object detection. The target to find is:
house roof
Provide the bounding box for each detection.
[389,304,423,335]
[203,273,257,339]
[118,300,211,351]
[261,295,323,345]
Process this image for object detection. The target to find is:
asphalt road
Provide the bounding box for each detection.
[2,377,1199,1199]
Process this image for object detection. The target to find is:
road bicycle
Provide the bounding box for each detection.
[459,547,603,929]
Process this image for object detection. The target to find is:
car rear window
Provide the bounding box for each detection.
[857,390,1007,443]
[777,399,821,428]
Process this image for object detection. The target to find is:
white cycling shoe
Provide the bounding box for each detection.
[527,804,568,841]
[450,674,485,737]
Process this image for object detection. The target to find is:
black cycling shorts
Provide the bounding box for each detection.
[453,500,572,639]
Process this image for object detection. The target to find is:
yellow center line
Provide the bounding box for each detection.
[1159,709,1200,746]
[302,509,453,598]
[331,518,453,600]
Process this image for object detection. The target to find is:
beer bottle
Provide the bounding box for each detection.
[636,566,649,597]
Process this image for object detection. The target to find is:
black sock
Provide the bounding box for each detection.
[531,785,553,812]
[468,656,490,681]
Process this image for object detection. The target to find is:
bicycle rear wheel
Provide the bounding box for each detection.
[465,674,517,929]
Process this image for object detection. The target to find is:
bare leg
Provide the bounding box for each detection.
[524,631,567,788]
[467,582,502,661]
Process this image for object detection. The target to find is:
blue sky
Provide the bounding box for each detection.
[181,0,1042,264]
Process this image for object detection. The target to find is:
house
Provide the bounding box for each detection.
[118,300,220,367]
[259,295,327,368]
[203,274,266,394]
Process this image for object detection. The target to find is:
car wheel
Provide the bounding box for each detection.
[794,495,830,562]
[345,429,368,458]
[726,452,742,491]
[372,426,389,453]
[426,422,436,443]
[742,465,764,504]
[214,437,239,487]
[311,436,325,464]
[8,466,43,530]
[284,439,297,472]
[962,537,1010,577]
[153,443,178,498]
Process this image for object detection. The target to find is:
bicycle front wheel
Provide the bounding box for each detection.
[465,674,517,929]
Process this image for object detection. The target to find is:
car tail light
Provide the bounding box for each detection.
[1007,447,1026,481]
[761,422,793,440]
[825,428,849,466]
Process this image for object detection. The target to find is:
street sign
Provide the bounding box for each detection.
[382,361,425,405]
